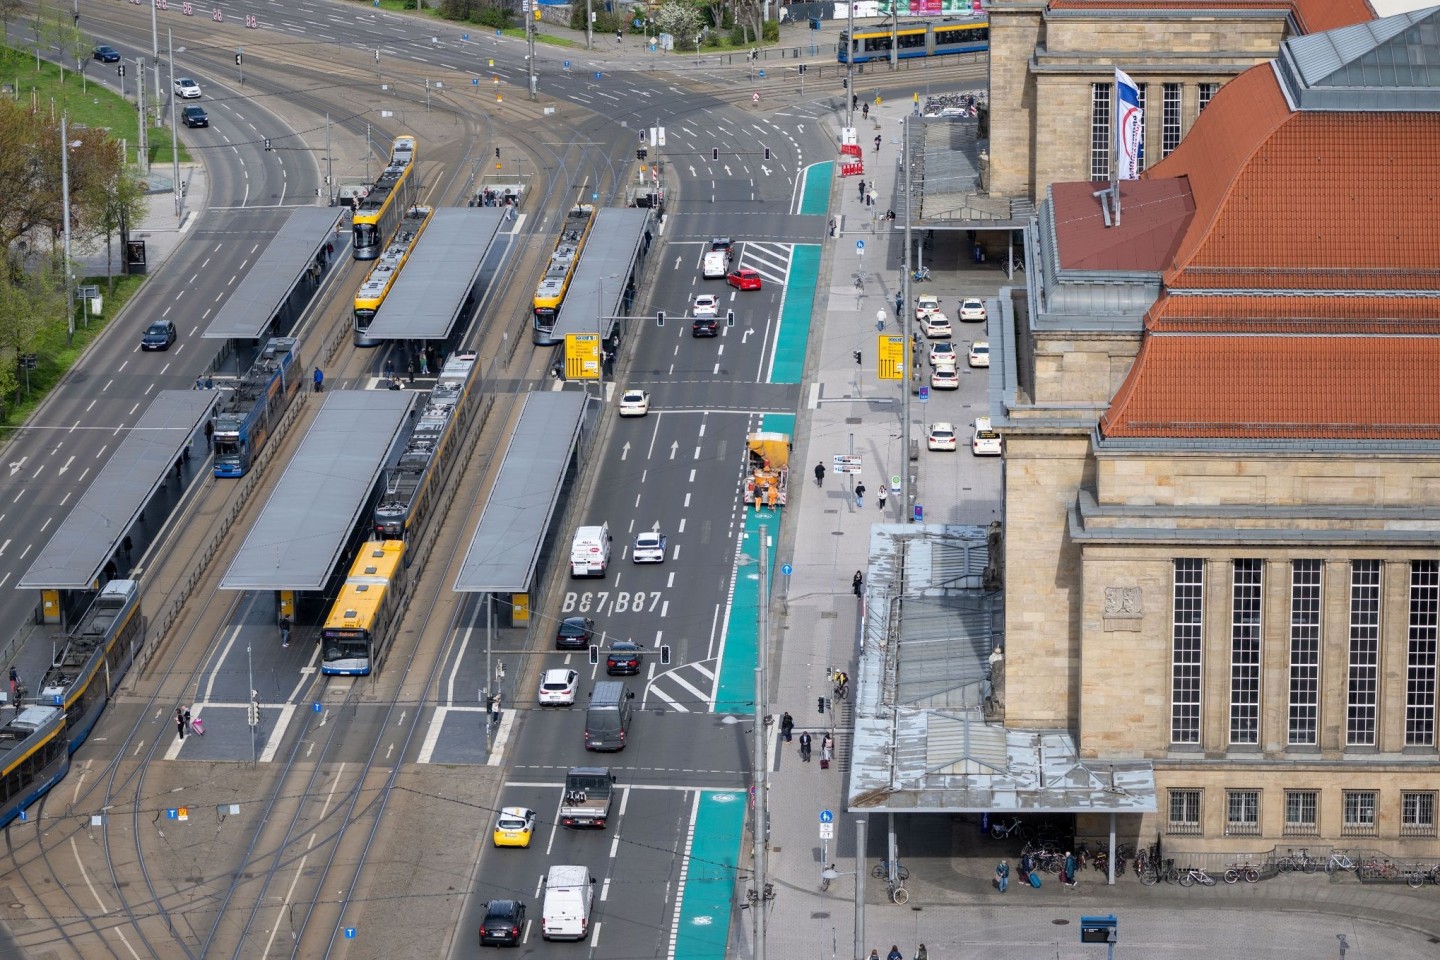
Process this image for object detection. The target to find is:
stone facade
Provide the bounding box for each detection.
[987,2,1291,200]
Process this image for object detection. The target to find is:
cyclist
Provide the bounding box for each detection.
[832,670,849,699]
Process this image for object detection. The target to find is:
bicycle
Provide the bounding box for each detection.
[1177,866,1216,887]
[871,860,910,881]
[1224,862,1261,884]
[1325,851,1358,874]
[1276,848,1320,873]
[820,864,836,891]
[886,875,908,904]
[989,817,1029,841]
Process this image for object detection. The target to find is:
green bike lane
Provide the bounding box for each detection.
[670,161,830,959]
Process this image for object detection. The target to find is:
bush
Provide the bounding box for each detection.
[437,0,512,27]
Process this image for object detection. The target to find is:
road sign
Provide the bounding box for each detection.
[913,504,924,522]
[781,563,793,576]
[890,475,900,494]
[820,822,834,839]
[563,59,571,70]
[856,239,865,255]
[918,385,930,402]
[757,69,765,78]
[877,334,906,380]
[832,454,863,475]
[820,809,834,822]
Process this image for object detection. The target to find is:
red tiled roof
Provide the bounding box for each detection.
[1044,0,1373,33]
[1150,294,1440,334]
[1050,179,1194,271]
[1099,332,1440,439]
[1145,65,1440,291]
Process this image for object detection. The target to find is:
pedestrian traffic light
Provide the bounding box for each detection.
[853,350,862,365]
[656,310,665,327]
[712,147,719,161]
[764,147,771,160]
[235,52,243,65]
[817,696,825,714]
[588,645,600,666]
[639,129,647,142]
[264,138,272,151]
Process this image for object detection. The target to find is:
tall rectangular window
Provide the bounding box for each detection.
[1172,559,1204,743]
[1284,790,1318,836]
[1167,788,1202,836]
[1402,792,1436,837]
[1289,560,1322,744]
[1226,790,1260,836]
[1161,83,1182,157]
[1090,83,1112,180]
[1198,82,1220,111]
[1348,561,1381,745]
[1134,83,1148,173]
[1230,559,1263,744]
[1407,561,1439,745]
[1342,791,1377,836]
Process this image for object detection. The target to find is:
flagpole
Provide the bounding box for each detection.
[1112,70,1122,225]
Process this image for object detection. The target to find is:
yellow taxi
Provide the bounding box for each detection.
[493,806,536,848]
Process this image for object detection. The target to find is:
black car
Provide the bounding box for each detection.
[92,45,120,63]
[606,641,642,676]
[478,899,526,947]
[692,316,718,338]
[182,105,209,128]
[140,320,176,351]
[555,616,595,650]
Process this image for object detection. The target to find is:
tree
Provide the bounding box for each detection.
[0,252,62,412]
[651,2,702,49]
[82,158,147,289]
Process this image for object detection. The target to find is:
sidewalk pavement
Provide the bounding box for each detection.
[744,98,1440,960]
[74,162,208,281]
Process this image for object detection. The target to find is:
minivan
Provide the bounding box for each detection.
[541,865,594,941]
[584,680,634,751]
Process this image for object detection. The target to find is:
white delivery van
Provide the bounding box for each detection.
[541,864,595,941]
[702,251,728,278]
[570,523,612,578]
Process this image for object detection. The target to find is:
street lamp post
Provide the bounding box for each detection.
[60,114,75,346]
[168,29,182,219]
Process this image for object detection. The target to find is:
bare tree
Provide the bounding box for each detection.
[652,2,703,50]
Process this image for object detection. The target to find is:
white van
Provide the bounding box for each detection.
[570,523,612,578]
[541,864,595,941]
[702,251,728,278]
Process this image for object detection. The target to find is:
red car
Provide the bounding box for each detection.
[727,268,762,291]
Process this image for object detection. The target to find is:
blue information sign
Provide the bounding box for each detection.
[781,563,793,576]
[820,809,834,823]
[913,504,924,522]
[856,239,865,254]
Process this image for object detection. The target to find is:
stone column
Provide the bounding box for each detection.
[1262,558,1290,754]
[1319,560,1352,756]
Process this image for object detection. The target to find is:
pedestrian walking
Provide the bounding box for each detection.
[490,692,503,726]
[878,486,888,511]
[313,367,324,393]
[204,420,214,450]
[867,189,877,207]
[855,481,866,508]
[174,458,184,481]
[616,28,623,45]
[852,570,864,596]
[780,711,794,741]
[862,102,869,120]
[995,860,1010,892]
[799,730,812,762]
[858,179,866,200]
[204,374,214,389]
[407,359,415,384]
[894,291,903,315]
[419,353,430,376]
[820,733,834,768]
[828,218,837,237]
[8,667,17,699]
[279,614,291,647]
[122,535,133,561]
[385,358,395,379]
[916,945,928,960]
[852,94,859,111]
[1064,851,1078,887]
[814,462,826,486]
[874,134,882,152]
[175,706,187,740]
[194,375,203,390]
[887,947,902,960]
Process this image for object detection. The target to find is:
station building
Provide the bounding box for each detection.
[993,7,1440,852]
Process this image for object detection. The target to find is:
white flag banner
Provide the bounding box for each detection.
[1115,68,1143,180]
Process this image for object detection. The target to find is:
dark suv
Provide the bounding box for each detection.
[140,320,176,351]
[182,105,209,128]
[478,899,526,947]
[691,316,718,338]
[555,616,595,650]
[606,642,642,676]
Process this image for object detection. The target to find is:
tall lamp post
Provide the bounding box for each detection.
[60,115,76,346]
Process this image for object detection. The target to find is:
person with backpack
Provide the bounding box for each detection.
[995,859,1010,892]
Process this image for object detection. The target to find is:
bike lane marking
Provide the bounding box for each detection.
[668,789,746,960]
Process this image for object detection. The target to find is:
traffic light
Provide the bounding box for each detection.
[247,700,260,727]
[235,52,242,65]
[588,645,600,666]
[637,147,648,160]
[712,147,719,161]
[842,77,849,89]
[638,129,647,142]
[726,310,735,327]
[656,310,665,327]
[495,147,500,159]
[764,147,771,160]
[817,696,825,714]
[853,350,862,365]
[661,645,671,665]
[264,138,272,151]
[799,63,807,74]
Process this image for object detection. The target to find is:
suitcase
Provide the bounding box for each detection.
[820,758,830,769]
[1029,872,1041,888]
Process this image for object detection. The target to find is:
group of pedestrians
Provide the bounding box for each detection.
[867,946,925,960]
[173,705,204,739]
[998,850,1078,891]
[781,713,835,767]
